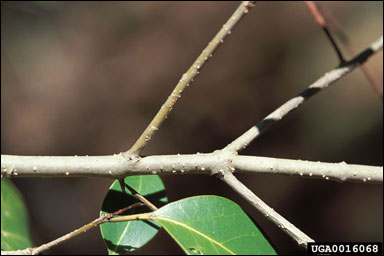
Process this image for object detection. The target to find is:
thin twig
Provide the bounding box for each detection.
[305,1,345,63]
[126,1,256,157]
[2,153,382,184]
[124,184,159,211]
[1,203,144,255]
[223,35,383,153]
[307,1,383,98]
[219,170,314,248]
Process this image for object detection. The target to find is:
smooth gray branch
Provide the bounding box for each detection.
[126,1,256,157]
[231,155,383,183]
[219,170,314,248]
[1,154,133,179]
[2,152,382,184]
[223,35,383,153]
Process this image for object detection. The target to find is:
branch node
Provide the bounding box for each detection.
[121,152,141,162]
[210,150,236,176]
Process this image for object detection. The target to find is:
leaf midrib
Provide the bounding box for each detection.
[154,216,235,255]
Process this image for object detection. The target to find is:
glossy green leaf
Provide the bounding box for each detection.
[1,179,33,250]
[152,195,276,255]
[100,175,167,254]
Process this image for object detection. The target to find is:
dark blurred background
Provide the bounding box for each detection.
[1,1,382,255]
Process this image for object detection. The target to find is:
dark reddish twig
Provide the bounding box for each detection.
[124,184,158,211]
[305,1,382,98]
[305,1,346,64]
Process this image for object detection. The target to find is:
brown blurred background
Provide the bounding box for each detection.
[1,1,382,255]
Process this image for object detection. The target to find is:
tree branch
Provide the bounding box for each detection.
[2,152,382,184]
[305,1,383,99]
[231,155,383,183]
[223,35,383,153]
[1,3,381,255]
[0,203,145,255]
[126,1,256,157]
[1,154,134,178]
[218,170,314,248]
[2,150,381,254]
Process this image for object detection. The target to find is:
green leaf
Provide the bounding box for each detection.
[152,195,276,255]
[1,179,33,250]
[100,175,167,254]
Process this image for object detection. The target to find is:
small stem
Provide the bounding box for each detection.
[124,184,159,211]
[0,203,144,255]
[305,1,345,64]
[108,212,153,223]
[322,26,345,64]
[223,35,383,153]
[308,1,383,99]
[118,178,126,194]
[126,1,256,157]
[107,202,145,218]
[219,171,314,248]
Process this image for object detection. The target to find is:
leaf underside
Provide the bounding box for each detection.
[100,175,168,255]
